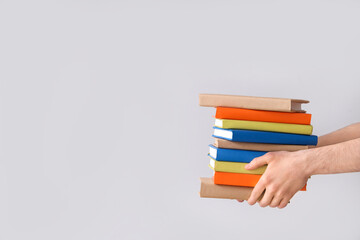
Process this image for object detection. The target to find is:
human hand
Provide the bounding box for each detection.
[245,150,311,208]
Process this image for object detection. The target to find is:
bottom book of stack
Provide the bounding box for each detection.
[199,177,261,200]
[199,176,306,201]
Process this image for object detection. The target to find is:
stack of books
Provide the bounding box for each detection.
[199,94,318,200]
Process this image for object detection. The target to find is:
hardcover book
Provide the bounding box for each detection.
[209,157,266,174]
[199,94,308,112]
[213,171,307,191]
[214,137,309,151]
[209,145,267,163]
[215,107,312,124]
[199,177,256,200]
[214,119,313,135]
[213,127,318,145]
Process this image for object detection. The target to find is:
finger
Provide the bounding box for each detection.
[245,153,272,170]
[278,197,290,209]
[259,188,274,208]
[237,200,244,203]
[247,181,265,205]
[279,190,297,207]
[269,194,282,208]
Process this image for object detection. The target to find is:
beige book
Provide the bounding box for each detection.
[199,94,308,112]
[199,177,264,200]
[214,137,309,151]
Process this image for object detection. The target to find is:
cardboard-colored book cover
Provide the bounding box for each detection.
[199,177,254,200]
[215,119,313,135]
[214,137,309,151]
[215,107,312,124]
[199,94,308,112]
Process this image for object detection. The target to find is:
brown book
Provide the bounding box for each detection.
[214,137,309,152]
[200,178,293,202]
[199,94,308,112]
[200,177,259,200]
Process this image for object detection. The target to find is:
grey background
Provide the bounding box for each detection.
[0,0,360,239]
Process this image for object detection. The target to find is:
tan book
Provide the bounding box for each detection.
[200,177,261,200]
[214,137,309,151]
[200,178,292,201]
[199,94,308,112]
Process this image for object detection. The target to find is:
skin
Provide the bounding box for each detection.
[238,122,360,208]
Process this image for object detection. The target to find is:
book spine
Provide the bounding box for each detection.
[215,148,267,163]
[232,130,318,145]
[219,120,313,135]
[213,172,307,191]
[211,160,267,174]
[214,138,309,151]
[199,94,294,112]
[199,177,254,200]
[214,172,261,188]
[215,107,312,124]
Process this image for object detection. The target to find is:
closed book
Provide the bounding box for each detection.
[215,107,312,125]
[209,145,266,163]
[199,94,308,112]
[215,119,313,135]
[214,137,309,151]
[213,127,318,145]
[209,157,266,174]
[199,177,256,200]
[213,171,307,191]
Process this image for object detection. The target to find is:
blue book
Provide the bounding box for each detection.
[209,145,267,163]
[213,127,318,145]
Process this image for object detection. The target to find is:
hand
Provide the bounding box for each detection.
[245,150,311,208]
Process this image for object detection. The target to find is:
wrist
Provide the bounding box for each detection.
[302,147,323,176]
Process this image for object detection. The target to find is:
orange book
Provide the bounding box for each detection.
[213,171,307,191]
[215,107,312,125]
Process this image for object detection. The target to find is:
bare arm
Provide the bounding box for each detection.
[315,122,360,147]
[308,138,360,175]
[245,137,360,208]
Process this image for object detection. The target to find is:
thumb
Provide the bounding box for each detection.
[245,153,271,170]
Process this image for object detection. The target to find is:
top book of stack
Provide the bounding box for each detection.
[199,94,309,113]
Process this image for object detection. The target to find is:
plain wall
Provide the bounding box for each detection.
[0,0,360,239]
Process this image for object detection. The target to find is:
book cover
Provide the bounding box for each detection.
[199,94,308,112]
[215,119,313,135]
[214,137,309,151]
[215,107,312,124]
[199,177,256,200]
[209,157,266,174]
[213,171,307,191]
[213,127,318,145]
[209,145,267,163]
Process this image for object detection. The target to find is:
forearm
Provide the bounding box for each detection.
[306,138,360,175]
[316,122,360,147]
